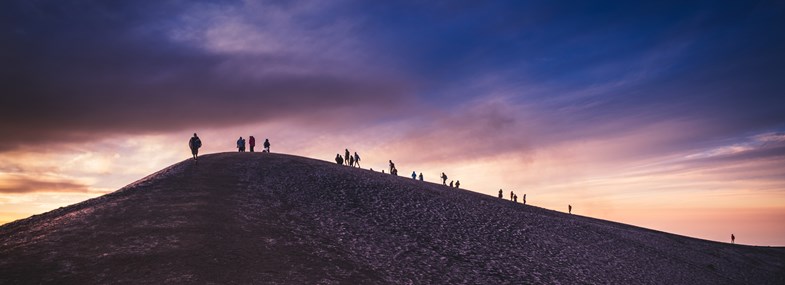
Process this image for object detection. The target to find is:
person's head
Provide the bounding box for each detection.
[193,133,198,137]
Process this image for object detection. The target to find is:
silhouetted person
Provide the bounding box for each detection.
[523,194,526,205]
[441,172,447,185]
[510,191,514,201]
[354,152,361,168]
[498,189,503,198]
[349,155,355,167]
[455,180,460,188]
[389,160,395,173]
[568,204,572,214]
[263,138,270,152]
[335,154,343,165]
[237,137,245,152]
[345,149,351,165]
[392,167,398,176]
[249,136,256,152]
[449,180,454,187]
[189,133,202,160]
[514,194,517,203]
[731,234,735,244]
[419,173,423,181]
[411,171,417,179]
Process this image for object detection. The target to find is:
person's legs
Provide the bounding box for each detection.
[250,146,254,152]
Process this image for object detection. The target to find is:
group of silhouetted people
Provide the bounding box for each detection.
[237,136,270,153]
[497,189,526,205]
[437,172,461,188]
[336,149,361,167]
[187,133,272,162]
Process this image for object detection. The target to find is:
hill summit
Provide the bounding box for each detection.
[1,153,783,284]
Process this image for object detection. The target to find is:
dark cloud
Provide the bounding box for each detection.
[0,1,411,151]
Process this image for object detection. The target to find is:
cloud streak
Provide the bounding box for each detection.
[0,174,90,194]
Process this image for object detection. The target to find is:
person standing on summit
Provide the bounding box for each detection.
[354,152,361,168]
[237,137,245,152]
[345,149,351,166]
[389,160,395,174]
[188,133,202,160]
[264,138,271,153]
[249,136,256,152]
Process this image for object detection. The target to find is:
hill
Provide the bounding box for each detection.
[1,153,783,284]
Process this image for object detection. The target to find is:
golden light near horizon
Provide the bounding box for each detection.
[2,124,783,245]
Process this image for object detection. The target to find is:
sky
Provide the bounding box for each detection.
[1,0,784,245]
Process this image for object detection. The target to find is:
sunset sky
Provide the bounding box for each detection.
[2,1,784,245]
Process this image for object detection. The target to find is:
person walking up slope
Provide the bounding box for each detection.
[354,152,361,168]
[189,133,202,160]
[441,172,448,185]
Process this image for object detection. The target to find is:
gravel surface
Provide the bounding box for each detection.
[1,152,783,284]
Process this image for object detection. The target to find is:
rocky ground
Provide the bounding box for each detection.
[1,153,783,284]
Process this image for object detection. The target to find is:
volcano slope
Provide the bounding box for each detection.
[1,153,784,284]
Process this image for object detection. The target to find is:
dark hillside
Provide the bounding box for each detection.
[1,153,783,284]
